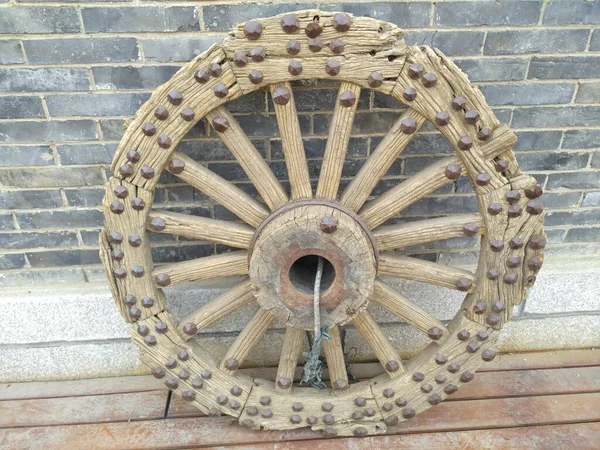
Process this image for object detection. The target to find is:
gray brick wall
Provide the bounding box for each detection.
[0,0,599,285]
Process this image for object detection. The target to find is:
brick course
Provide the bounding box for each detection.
[0,0,598,283]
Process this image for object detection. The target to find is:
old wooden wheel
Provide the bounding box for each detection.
[101,10,546,437]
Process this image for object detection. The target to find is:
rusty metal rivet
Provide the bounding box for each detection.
[412,372,424,382]
[382,402,393,411]
[246,406,258,416]
[306,415,318,425]
[286,39,301,55]
[230,400,241,410]
[395,397,407,407]
[330,38,345,54]
[144,335,157,346]
[428,327,443,340]
[383,387,395,398]
[402,87,417,101]
[248,69,264,85]
[365,407,376,417]
[201,370,212,380]
[458,136,473,151]
[402,407,416,419]
[244,20,262,40]
[444,384,458,394]
[154,106,168,121]
[463,222,479,237]
[506,190,521,204]
[124,294,136,306]
[352,410,365,420]
[192,377,203,389]
[119,164,133,177]
[486,314,501,326]
[421,383,433,393]
[507,204,522,218]
[333,379,348,390]
[400,118,418,134]
[456,278,472,291]
[528,256,543,271]
[151,367,165,378]
[435,374,447,384]
[321,402,333,412]
[182,323,197,336]
[478,127,492,141]
[477,331,489,341]
[339,90,356,107]
[232,50,247,67]
[429,393,442,405]
[288,60,303,75]
[368,71,384,88]
[273,86,291,105]
[490,240,504,252]
[435,355,448,365]
[128,234,141,247]
[209,62,222,77]
[494,159,509,172]
[476,173,491,186]
[194,68,210,83]
[354,396,367,407]
[165,378,178,390]
[385,360,401,372]
[457,329,470,341]
[452,96,467,111]
[466,342,480,353]
[281,14,299,33]
[529,235,547,250]
[113,268,127,279]
[231,385,243,397]
[448,362,460,373]
[325,60,341,76]
[482,349,496,361]
[179,368,190,380]
[333,13,351,32]
[112,249,124,260]
[323,413,335,425]
[292,402,304,412]
[141,123,156,136]
[110,201,124,214]
[473,302,487,314]
[277,377,292,389]
[435,111,451,126]
[126,150,140,163]
[131,197,145,211]
[320,216,338,233]
[308,36,323,52]
[526,199,544,215]
[157,135,171,149]
[290,414,302,424]
[260,396,271,406]
[525,184,543,199]
[250,46,266,62]
[422,72,437,87]
[109,231,123,244]
[167,90,183,105]
[155,273,171,287]
[211,116,230,133]
[180,108,195,122]
[504,273,518,284]
[137,323,149,336]
[140,165,154,179]
[141,296,153,308]
[507,256,521,268]
[460,371,474,383]
[384,415,399,427]
[464,109,479,124]
[114,185,128,199]
[323,427,337,437]
[407,63,423,79]
[178,349,189,361]
[150,217,166,232]
[509,237,524,249]
[224,358,239,370]
[487,268,500,280]
[217,394,228,405]
[131,265,145,278]
[305,20,322,38]
[487,202,502,215]
[165,357,177,369]
[213,83,228,98]
[445,163,461,180]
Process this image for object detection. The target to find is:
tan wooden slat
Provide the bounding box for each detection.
[4,394,599,448]
[371,280,448,341]
[340,110,426,212]
[321,325,349,389]
[270,82,312,200]
[152,252,248,287]
[206,106,288,210]
[315,82,361,200]
[177,279,255,337]
[378,254,476,292]
[169,151,268,227]
[220,309,275,375]
[374,213,484,251]
[274,328,306,393]
[352,310,405,378]
[148,210,255,248]
[360,124,517,229]
[222,423,600,450]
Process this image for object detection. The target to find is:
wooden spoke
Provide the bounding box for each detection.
[322,325,349,390]
[371,280,448,342]
[206,106,288,210]
[177,279,255,338]
[316,82,362,200]
[360,123,517,229]
[352,310,405,378]
[270,82,312,200]
[220,309,275,375]
[379,254,476,292]
[168,151,268,228]
[148,210,254,249]
[341,110,426,212]
[274,327,306,393]
[152,252,248,288]
[374,213,484,251]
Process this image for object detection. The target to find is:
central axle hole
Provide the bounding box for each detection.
[288,255,336,295]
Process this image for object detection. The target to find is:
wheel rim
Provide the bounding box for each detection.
[101,10,546,437]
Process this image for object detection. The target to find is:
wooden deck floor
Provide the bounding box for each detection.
[1,349,599,449]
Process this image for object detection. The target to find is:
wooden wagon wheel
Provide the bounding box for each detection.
[100,10,546,437]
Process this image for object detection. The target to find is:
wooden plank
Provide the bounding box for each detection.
[151,251,248,287]
[220,423,600,450]
[340,110,426,212]
[148,210,255,249]
[321,325,349,389]
[374,213,484,251]
[206,106,288,210]
[270,82,312,201]
[0,391,167,428]
[3,393,598,448]
[168,151,268,228]
[378,254,476,292]
[316,82,361,200]
[274,328,306,393]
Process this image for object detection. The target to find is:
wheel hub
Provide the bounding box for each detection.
[249,200,378,330]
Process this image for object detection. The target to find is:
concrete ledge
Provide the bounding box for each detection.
[1,258,599,382]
